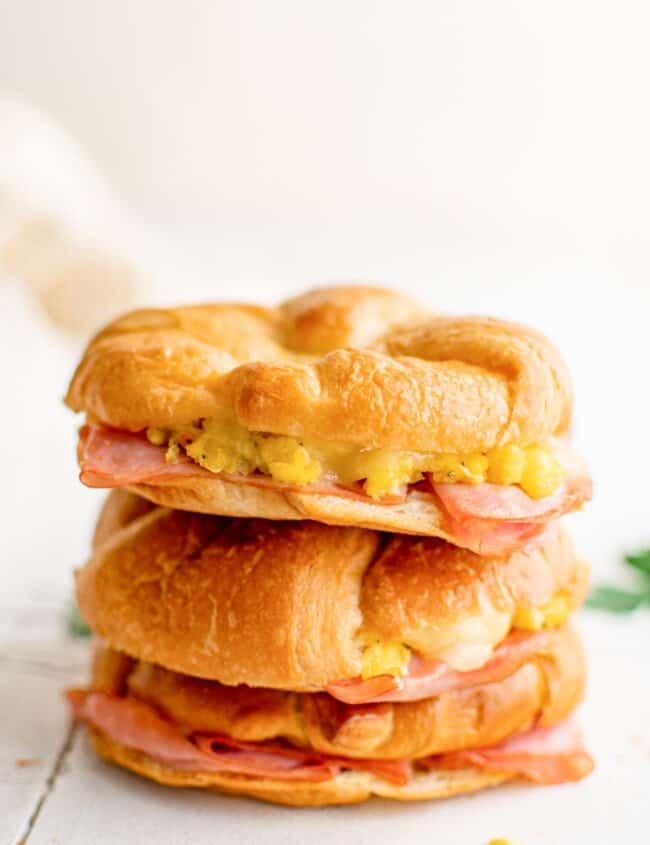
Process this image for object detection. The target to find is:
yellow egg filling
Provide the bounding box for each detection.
[511,592,571,632]
[146,419,565,499]
[361,640,411,680]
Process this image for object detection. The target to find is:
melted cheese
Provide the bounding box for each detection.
[359,591,572,678]
[405,611,513,672]
[147,419,565,499]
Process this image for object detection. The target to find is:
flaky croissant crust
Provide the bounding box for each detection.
[83,624,585,806]
[92,625,586,762]
[89,732,510,806]
[78,491,589,691]
[65,285,572,453]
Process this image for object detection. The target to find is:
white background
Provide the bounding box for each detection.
[1,3,650,844]
[1,0,650,290]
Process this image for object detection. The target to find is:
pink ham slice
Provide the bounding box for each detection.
[326,629,551,705]
[77,425,406,505]
[432,477,589,524]
[76,424,591,555]
[430,466,591,555]
[441,518,546,557]
[68,690,591,787]
[194,735,411,785]
[429,719,594,784]
[77,426,212,488]
[67,690,410,785]
[66,689,234,774]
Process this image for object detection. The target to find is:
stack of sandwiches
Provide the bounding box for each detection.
[65,285,594,806]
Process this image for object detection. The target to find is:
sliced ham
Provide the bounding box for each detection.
[66,689,231,773]
[77,425,210,488]
[187,734,340,782]
[67,690,410,785]
[77,424,590,556]
[429,719,594,784]
[440,516,546,557]
[68,690,591,788]
[77,424,406,504]
[326,629,551,704]
[430,462,591,555]
[195,736,410,785]
[432,478,589,524]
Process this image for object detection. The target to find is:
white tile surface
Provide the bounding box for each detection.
[3,615,648,845]
[0,602,86,845]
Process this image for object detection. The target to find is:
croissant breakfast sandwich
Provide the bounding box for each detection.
[68,491,593,806]
[64,286,592,555]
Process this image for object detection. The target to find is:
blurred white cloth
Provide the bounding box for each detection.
[0,95,149,334]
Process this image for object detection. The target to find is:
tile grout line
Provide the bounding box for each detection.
[16,722,78,845]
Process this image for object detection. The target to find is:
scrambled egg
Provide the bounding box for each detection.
[361,640,411,680]
[359,592,571,679]
[147,418,565,499]
[512,591,571,631]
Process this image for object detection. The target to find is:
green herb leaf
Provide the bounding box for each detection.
[585,586,650,613]
[66,602,92,638]
[624,548,650,578]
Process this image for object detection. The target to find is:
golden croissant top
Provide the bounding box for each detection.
[66,284,572,454]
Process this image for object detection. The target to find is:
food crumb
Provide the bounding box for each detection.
[16,757,42,768]
[487,839,524,845]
